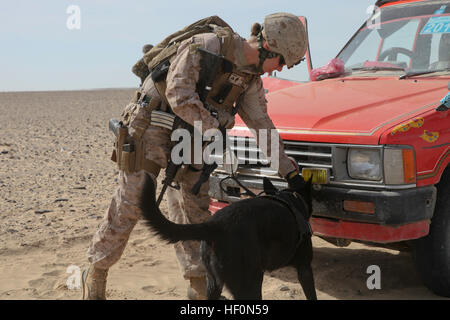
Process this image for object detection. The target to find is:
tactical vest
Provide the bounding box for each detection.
[149,26,255,129]
[202,49,255,128]
[114,20,258,178]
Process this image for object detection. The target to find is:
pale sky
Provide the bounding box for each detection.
[0,0,376,91]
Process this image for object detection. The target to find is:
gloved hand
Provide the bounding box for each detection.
[285,169,306,191]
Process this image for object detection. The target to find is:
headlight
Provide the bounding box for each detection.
[347,148,382,181]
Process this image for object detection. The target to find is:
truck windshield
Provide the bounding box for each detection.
[337,1,450,77]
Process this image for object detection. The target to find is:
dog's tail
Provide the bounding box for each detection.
[139,174,219,243]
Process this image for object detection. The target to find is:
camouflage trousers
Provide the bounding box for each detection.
[86,124,211,279]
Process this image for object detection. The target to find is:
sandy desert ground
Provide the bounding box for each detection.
[0,89,447,300]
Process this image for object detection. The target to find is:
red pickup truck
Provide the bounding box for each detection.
[208,0,450,297]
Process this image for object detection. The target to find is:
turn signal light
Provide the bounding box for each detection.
[402,149,416,184]
[343,200,375,214]
[384,148,416,185]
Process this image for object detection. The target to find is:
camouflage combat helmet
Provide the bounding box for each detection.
[262,13,307,68]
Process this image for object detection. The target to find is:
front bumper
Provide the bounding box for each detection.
[311,184,436,225]
[209,173,437,242]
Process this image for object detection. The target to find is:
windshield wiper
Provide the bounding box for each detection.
[350,66,405,71]
[399,68,450,80]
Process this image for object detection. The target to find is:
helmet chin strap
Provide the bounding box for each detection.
[256,32,271,74]
[256,31,282,75]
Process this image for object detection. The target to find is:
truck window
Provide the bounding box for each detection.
[379,19,420,66]
[344,29,381,68]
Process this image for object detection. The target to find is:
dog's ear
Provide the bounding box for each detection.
[263,177,278,195]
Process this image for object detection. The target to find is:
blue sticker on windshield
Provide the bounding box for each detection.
[434,5,446,15]
[421,15,450,34]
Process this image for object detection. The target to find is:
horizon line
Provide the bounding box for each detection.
[0,87,137,94]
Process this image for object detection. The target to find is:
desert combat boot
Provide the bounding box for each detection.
[82,265,108,300]
[187,276,207,300]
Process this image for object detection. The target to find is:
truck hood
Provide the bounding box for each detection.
[233,77,447,144]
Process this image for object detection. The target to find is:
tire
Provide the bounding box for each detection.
[412,169,450,297]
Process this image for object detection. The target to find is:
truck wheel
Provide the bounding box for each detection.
[412,169,450,297]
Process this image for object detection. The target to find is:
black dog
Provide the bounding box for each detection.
[139,175,317,300]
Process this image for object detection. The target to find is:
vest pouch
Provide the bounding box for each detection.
[212,83,233,104]
[121,102,139,127]
[151,60,171,83]
[120,143,136,174]
[115,125,129,169]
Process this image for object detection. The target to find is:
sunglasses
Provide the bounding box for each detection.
[276,55,305,68]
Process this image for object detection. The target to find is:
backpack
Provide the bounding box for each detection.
[132,16,235,83]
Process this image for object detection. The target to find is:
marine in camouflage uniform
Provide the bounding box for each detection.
[83,13,307,300]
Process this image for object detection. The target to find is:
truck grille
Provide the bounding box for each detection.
[283,140,333,169]
[215,136,333,179]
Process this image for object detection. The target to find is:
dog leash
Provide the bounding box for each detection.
[219,174,258,198]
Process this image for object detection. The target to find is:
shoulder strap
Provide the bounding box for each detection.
[212,25,235,62]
